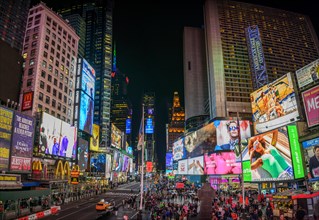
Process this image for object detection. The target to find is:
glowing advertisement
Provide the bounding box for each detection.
[302,137,319,180]
[125,118,131,134]
[10,112,34,172]
[79,91,94,134]
[0,107,13,170]
[127,146,133,155]
[187,156,204,175]
[90,124,100,151]
[242,127,294,182]
[105,154,112,178]
[81,59,95,99]
[250,73,299,134]
[111,124,122,149]
[214,120,251,160]
[184,122,216,158]
[129,158,133,173]
[39,112,76,158]
[112,151,123,172]
[178,159,188,175]
[246,25,268,90]
[173,137,186,161]
[90,153,106,172]
[287,125,305,179]
[145,118,154,134]
[146,161,153,173]
[166,153,173,170]
[78,138,88,171]
[122,155,129,172]
[302,85,319,128]
[204,152,241,175]
[21,91,34,111]
[296,59,319,89]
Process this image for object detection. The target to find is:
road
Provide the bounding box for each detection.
[45,181,141,220]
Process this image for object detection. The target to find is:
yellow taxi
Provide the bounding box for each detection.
[96,199,112,211]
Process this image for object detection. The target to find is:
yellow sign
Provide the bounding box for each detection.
[90,124,99,151]
[0,175,18,181]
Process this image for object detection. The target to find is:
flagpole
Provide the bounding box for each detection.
[139,104,145,211]
[237,112,245,209]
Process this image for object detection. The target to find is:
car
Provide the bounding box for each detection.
[96,199,113,213]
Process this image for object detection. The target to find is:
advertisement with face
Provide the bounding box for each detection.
[0,107,13,170]
[105,154,112,178]
[187,156,204,175]
[215,120,251,160]
[81,59,95,99]
[173,137,186,161]
[178,159,188,175]
[78,138,88,171]
[204,152,241,175]
[166,153,173,170]
[90,124,99,151]
[91,153,106,172]
[10,112,34,172]
[111,124,122,149]
[242,127,294,182]
[250,73,299,134]
[302,137,319,180]
[60,121,77,158]
[112,151,118,171]
[79,92,94,134]
[185,122,216,158]
[296,59,319,89]
[302,85,319,128]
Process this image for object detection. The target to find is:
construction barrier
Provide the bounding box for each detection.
[17,206,61,220]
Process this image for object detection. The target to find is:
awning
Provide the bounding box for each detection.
[22,182,41,187]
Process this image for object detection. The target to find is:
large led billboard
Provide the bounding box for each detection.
[78,138,88,171]
[302,85,319,128]
[204,152,241,175]
[145,118,154,134]
[90,124,100,151]
[178,159,188,175]
[81,59,95,99]
[0,107,13,170]
[166,153,173,170]
[111,124,122,149]
[112,151,122,172]
[90,153,106,172]
[296,59,319,89]
[241,126,301,182]
[173,137,186,161]
[184,122,216,158]
[105,154,112,178]
[302,137,319,180]
[122,155,129,172]
[250,73,299,134]
[79,92,94,134]
[10,112,35,172]
[187,156,204,175]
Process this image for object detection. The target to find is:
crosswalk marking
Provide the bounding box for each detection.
[105,192,140,197]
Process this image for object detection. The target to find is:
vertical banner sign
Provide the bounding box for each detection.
[287,125,305,179]
[246,25,268,90]
[302,85,319,128]
[10,112,34,172]
[90,124,100,151]
[146,161,153,173]
[21,92,34,111]
[242,160,252,182]
[0,107,13,170]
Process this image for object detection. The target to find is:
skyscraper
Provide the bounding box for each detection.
[0,0,30,51]
[204,0,319,118]
[143,92,156,163]
[58,0,114,146]
[167,92,185,153]
[19,2,79,123]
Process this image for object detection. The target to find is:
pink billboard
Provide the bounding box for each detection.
[302,85,319,127]
[204,152,241,175]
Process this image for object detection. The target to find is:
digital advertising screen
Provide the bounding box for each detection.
[122,155,129,172]
[111,124,122,149]
[187,156,204,175]
[105,154,112,178]
[81,59,95,99]
[204,152,242,175]
[127,146,133,155]
[296,59,319,89]
[90,153,106,172]
[78,138,88,171]
[145,118,154,134]
[60,121,77,159]
[250,73,300,134]
[241,126,296,182]
[184,122,216,158]
[214,120,251,161]
[302,85,319,128]
[173,137,186,161]
[166,153,173,170]
[125,118,131,134]
[178,159,188,175]
[0,107,13,170]
[79,91,94,134]
[146,161,153,173]
[90,124,100,151]
[10,112,34,172]
[129,158,133,173]
[302,137,319,180]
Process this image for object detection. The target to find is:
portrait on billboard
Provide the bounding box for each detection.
[187,156,204,175]
[241,127,294,182]
[250,73,299,134]
[79,92,94,134]
[302,138,319,180]
[60,121,77,158]
[204,152,241,175]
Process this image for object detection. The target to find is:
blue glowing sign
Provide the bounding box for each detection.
[145,118,153,134]
[125,118,131,134]
[81,59,95,99]
[79,92,93,134]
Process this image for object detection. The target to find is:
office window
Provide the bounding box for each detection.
[47,85,51,93]
[26,79,32,87]
[39,92,43,101]
[45,96,50,104]
[28,68,33,76]
[48,75,52,82]
[40,81,44,89]
[53,89,57,97]
[52,99,56,107]
[41,70,46,78]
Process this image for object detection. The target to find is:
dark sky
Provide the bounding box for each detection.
[33,0,318,171]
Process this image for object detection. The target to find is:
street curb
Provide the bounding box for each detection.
[17,206,61,220]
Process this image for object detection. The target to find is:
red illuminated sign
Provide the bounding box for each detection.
[21,92,33,111]
[146,161,153,173]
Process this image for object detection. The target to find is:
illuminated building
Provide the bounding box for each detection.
[204,0,319,118]
[19,2,79,123]
[58,0,114,146]
[167,92,185,153]
[143,92,156,163]
[0,0,30,51]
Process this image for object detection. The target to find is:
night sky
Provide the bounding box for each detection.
[32,0,318,171]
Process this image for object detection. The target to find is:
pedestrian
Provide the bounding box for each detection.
[113,205,118,216]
